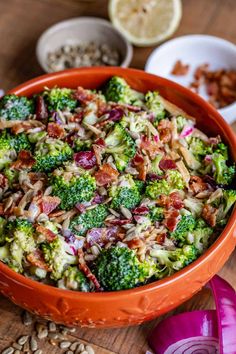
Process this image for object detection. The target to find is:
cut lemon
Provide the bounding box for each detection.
[109,0,182,47]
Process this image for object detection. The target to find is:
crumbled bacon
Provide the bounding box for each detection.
[171,60,190,76]
[189,175,208,195]
[95,163,119,186]
[74,86,95,104]
[105,218,132,226]
[39,196,61,215]
[86,226,122,247]
[126,238,144,249]
[140,136,162,159]
[158,192,184,210]
[132,153,147,181]
[11,150,35,170]
[202,204,218,227]
[156,233,166,245]
[163,209,180,232]
[0,173,8,189]
[35,96,48,120]
[47,122,65,139]
[159,158,177,171]
[158,119,172,143]
[27,250,51,271]
[78,249,101,290]
[36,225,57,242]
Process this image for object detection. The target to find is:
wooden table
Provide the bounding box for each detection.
[0,1,236,353]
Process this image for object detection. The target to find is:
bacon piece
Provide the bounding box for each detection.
[189,175,208,195]
[163,209,180,232]
[35,96,48,120]
[11,120,45,134]
[158,119,172,143]
[39,196,61,215]
[132,153,147,181]
[202,204,218,227]
[78,249,101,290]
[95,163,119,186]
[140,136,162,159]
[47,122,65,139]
[158,192,184,210]
[27,250,51,271]
[126,238,144,249]
[156,233,166,245]
[106,218,132,226]
[11,150,35,170]
[74,151,97,170]
[74,86,95,104]
[36,225,57,242]
[159,158,177,171]
[0,173,8,189]
[171,60,190,76]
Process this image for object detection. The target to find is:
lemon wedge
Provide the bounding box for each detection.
[109,0,182,47]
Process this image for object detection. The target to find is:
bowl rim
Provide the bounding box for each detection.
[36,16,133,72]
[1,66,236,300]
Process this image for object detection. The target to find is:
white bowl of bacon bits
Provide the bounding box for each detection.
[145,35,236,124]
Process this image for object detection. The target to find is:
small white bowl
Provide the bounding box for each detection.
[145,35,236,124]
[36,17,133,72]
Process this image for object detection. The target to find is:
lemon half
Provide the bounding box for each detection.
[109,0,182,47]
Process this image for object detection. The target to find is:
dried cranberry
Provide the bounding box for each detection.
[132,206,149,215]
[74,151,97,169]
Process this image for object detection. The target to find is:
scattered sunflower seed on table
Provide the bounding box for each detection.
[47,42,120,72]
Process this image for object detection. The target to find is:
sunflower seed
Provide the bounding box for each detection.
[70,342,80,351]
[48,321,57,332]
[30,336,38,351]
[108,208,120,217]
[2,347,14,354]
[80,351,88,354]
[23,340,30,352]
[14,350,21,354]
[18,335,29,345]
[48,332,58,339]
[12,343,22,350]
[34,351,42,354]
[120,206,132,219]
[86,345,95,354]
[22,311,33,326]
[60,341,71,349]
[77,343,85,352]
[65,351,73,354]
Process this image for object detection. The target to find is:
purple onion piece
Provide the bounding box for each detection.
[108,108,124,121]
[51,111,63,125]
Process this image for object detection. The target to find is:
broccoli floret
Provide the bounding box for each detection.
[0,217,6,246]
[33,138,73,172]
[150,244,198,277]
[11,133,32,153]
[51,173,96,210]
[0,94,34,120]
[28,131,47,143]
[110,175,142,210]
[3,167,19,186]
[104,76,131,104]
[0,244,10,261]
[167,170,185,190]
[171,215,196,244]
[74,139,92,152]
[70,204,108,236]
[105,123,136,171]
[150,155,163,175]
[145,91,165,122]
[41,236,77,280]
[214,142,228,159]
[94,247,156,291]
[44,88,77,112]
[59,266,90,292]
[145,180,170,199]
[176,116,188,132]
[0,131,16,170]
[223,190,236,217]
[184,197,203,217]
[212,153,235,185]
[3,218,35,273]
[190,218,213,253]
[149,207,164,222]
[189,138,212,159]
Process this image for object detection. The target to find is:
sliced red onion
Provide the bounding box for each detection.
[210,275,236,353]
[147,173,163,181]
[108,108,124,121]
[149,310,218,354]
[204,155,213,163]
[149,275,236,354]
[74,151,97,169]
[92,193,104,204]
[51,111,63,125]
[153,134,160,143]
[180,125,194,138]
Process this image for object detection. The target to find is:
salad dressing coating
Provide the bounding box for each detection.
[0,77,235,292]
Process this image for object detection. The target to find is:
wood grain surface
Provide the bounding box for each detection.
[0,1,236,353]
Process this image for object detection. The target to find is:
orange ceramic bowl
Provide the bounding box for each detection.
[0,67,236,328]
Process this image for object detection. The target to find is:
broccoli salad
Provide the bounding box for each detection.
[0,76,235,292]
